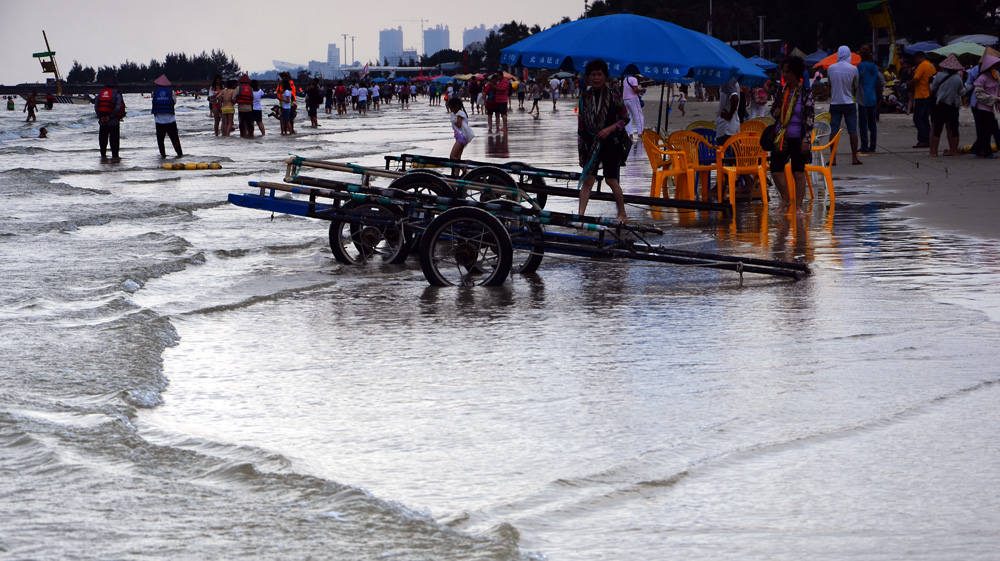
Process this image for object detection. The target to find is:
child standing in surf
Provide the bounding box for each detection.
[447,97,475,172]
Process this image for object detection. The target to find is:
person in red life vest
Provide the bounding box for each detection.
[95,75,125,161]
[151,74,183,158]
[235,74,254,138]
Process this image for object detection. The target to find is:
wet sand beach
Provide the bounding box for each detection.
[2,92,999,560]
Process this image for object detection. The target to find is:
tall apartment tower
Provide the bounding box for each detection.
[379,26,404,66]
[423,25,450,57]
[327,44,341,69]
[462,24,495,49]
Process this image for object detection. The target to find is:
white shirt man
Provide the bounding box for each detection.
[622,74,645,137]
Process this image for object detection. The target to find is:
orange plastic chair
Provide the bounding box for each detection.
[641,130,695,199]
[715,132,768,208]
[740,120,768,135]
[784,130,840,203]
[667,130,718,201]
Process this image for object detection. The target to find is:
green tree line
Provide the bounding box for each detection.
[581,0,1000,57]
[470,0,999,72]
[65,50,241,84]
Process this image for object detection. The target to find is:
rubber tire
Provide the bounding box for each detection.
[504,161,548,208]
[488,200,545,275]
[461,166,519,204]
[329,202,410,265]
[419,207,513,287]
[389,171,455,198]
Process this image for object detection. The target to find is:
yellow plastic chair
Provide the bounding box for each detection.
[715,132,768,208]
[667,130,718,201]
[751,115,775,125]
[783,130,840,203]
[641,130,695,199]
[815,111,832,125]
[740,120,768,135]
[686,120,716,131]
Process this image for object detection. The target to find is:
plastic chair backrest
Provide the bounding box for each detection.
[740,120,768,135]
[667,130,710,167]
[752,115,775,125]
[641,129,670,167]
[719,132,764,168]
[812,121,832,143]
[686,120,717,131]
[810,130,841,166]
[690,128,717,163]
[815,112,832,124]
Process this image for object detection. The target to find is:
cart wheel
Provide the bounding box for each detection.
[461,166,522,205]
[505,161,547,208]
[389,171,455,198]
[329,202,410,265]
[419,207,513,287]
[489,200,545,275]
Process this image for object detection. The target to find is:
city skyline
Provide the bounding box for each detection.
[0,1,582,85]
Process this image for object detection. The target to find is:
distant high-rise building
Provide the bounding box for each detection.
[423,24,450,57]
[462,24,497,49]
[380,26,404,66]
[401,49,419,66]
[327,44,341,69]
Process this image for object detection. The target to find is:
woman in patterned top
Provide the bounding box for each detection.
[577,59,630,221]
[769,56,815,214]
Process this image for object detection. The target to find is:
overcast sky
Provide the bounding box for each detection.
[0,0,583,85]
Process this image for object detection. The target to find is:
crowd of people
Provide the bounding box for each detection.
[52,41,1000,221]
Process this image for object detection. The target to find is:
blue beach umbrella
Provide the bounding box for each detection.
[698,35,769,87]
[803,50,829,67]
[431,75,453,84]
[748,55,778,70]
[392,77,409,82]
[370,77,387,83]
[904,40,943,55]
[500,14,740,85]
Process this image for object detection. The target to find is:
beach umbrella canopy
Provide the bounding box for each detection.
[813,51,860,69]
[411,75,431,82]
[551,71,575,78]
[370,77,387,83]
[698,34,769,86]
[431,75,453,83]
[747,55,778,70]
[392,77,409,82]
[929,41,987,64]
[948,34,998,46]
[904,41,943,55]
[499,13,754,85]
[803,50,829,66]
[454,73,475,80]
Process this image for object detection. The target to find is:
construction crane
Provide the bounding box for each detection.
[394,18,428,56]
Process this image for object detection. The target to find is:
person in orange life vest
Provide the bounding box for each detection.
[151,74,183,158]
[235,74,254,138]
[95,75,125,160]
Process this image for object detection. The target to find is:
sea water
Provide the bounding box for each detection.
[1,95,998,560]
